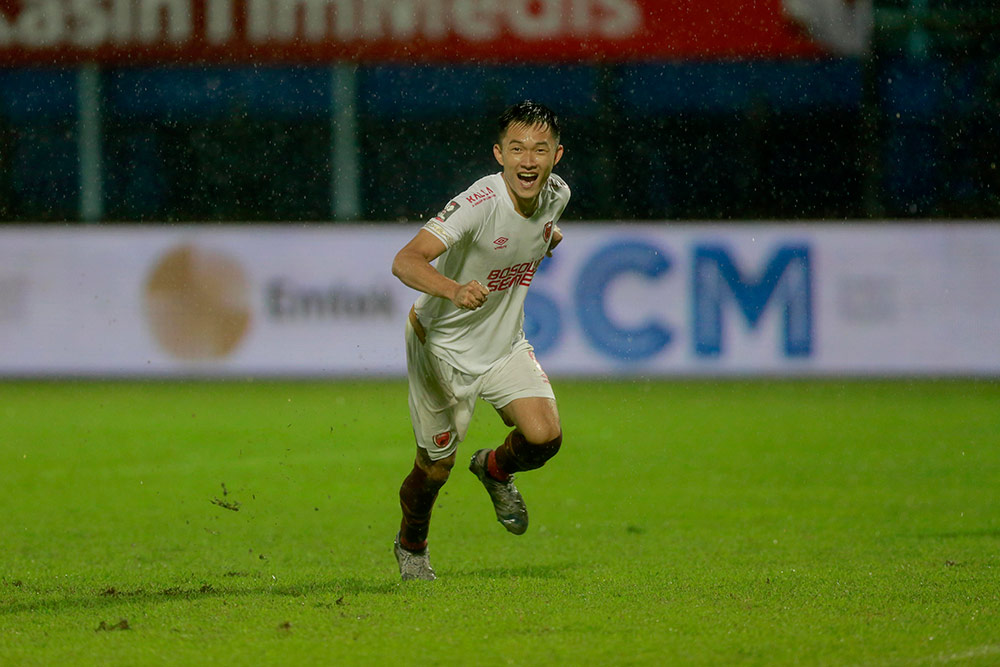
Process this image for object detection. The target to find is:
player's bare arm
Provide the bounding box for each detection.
[392,229,489,310]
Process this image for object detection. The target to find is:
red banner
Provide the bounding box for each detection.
[0,0,854,65]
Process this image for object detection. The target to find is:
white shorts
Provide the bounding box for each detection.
[405,319,555,461]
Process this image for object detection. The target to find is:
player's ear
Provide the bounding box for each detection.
[493,143,503,165]
[553,144,564,166]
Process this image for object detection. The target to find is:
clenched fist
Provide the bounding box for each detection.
[452,280,490,310]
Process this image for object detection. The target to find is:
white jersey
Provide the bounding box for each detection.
[414,172,570,375]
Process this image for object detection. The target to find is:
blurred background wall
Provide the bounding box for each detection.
[1,0,997,225]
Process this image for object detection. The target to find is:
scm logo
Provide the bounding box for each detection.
[524,240,813,361]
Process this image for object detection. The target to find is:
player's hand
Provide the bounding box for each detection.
[452,280,489,310]
[546,226,563,258]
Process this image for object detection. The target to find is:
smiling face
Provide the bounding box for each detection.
[493,121,563,218]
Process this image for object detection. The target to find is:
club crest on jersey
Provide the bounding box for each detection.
[433,431,451,449]
[543,221,554,243]
[493,237,508,250]
[433,201,460,223]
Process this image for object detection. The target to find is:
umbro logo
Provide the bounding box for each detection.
[493,237,508,250]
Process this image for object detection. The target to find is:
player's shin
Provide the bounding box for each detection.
[398,465,444,552]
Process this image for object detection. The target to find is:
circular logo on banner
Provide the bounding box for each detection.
[144,244,251,360]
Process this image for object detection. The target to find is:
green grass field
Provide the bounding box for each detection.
[1,379,998,665]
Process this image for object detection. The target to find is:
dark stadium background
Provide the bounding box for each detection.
[0,0,997,225]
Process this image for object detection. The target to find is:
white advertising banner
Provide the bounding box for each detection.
[0,223,998,377]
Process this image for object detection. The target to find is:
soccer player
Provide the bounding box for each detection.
[390,101,571,581]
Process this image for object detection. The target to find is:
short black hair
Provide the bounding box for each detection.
[497,100,561,144]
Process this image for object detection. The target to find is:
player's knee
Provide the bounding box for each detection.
[414,448,455,486]
[424,454,455,486]
[519,418,561,448]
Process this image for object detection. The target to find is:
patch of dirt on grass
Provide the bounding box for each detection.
[211,497,240,511]
[96,619,130,631]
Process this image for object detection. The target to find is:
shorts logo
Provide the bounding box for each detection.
[493,237,508,250]
[433,431,451,448]
[543,221,553,243]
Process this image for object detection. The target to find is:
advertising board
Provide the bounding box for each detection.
[1,223,996,377]
[0,0,868,64]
